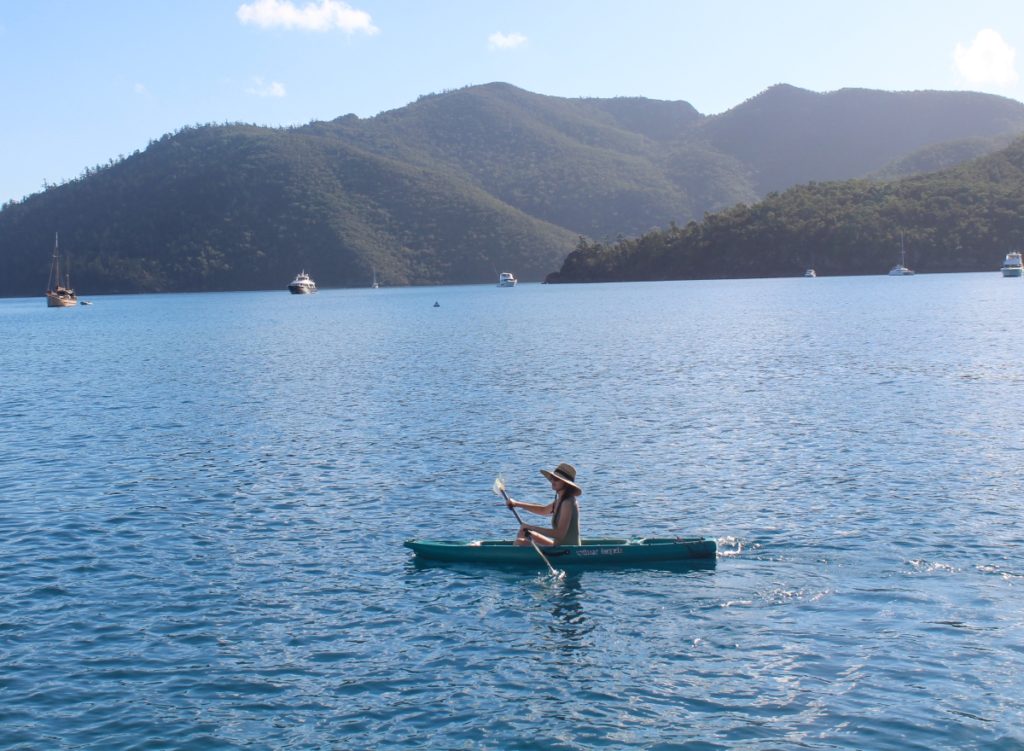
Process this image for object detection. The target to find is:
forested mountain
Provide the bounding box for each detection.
[311,84,704,239]
[547,136,1024,283]
[1,125,578,293]
[693,85,1024,192]
[3,82,1024,296]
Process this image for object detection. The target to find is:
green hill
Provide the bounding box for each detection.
[308,83,702,239]
[3,82,1024,296]
[548,136,1024,283]
[0,124,578,294]
[691,84,1024,193]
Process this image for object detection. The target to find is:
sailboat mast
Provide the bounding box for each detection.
[48,232,60,291]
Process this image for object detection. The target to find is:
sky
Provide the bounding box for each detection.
[2,0,1024,206]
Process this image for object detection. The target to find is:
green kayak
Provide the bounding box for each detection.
[404,537,717,567]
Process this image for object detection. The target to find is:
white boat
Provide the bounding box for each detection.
[804,269,816,278]
[45,233,77,307]
[888,235,914,276]
[372,267,380,288]
[497,272,517,287]
[1000,251,1023,277]
[288,271,316,294]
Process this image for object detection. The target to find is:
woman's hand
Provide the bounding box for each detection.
[505,496,516,509]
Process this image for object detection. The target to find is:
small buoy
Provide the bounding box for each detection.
[433,301,440,307]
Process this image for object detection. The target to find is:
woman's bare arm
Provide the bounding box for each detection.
[508,498,553,516]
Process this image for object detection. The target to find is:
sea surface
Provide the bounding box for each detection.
[1,274,1023,750]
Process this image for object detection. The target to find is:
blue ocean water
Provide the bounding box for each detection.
[1,274,1022,750]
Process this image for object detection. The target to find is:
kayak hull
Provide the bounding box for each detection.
[404,537,717,567]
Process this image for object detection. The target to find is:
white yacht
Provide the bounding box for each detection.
[888,235,914,276]
[497,272,517,287]
[288,271,317,294]
[1000,251,1023,277]
[803,268,816,278]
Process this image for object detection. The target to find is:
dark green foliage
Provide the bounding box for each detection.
[0,123,578,295]
[549,137,1024,282]
[3,82,1024,296]
[870,134,1018,180]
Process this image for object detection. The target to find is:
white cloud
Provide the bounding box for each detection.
[236,0,378,33]
[246,77,287,97]
[488,32,527,50]
[954,29,1018,87]
[134,83,149,95]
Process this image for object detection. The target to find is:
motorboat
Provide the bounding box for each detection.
[497,272,517,287]
[804,268,816,278]
[45,233,77,307]
[1001,251,1023,277]
[288,271,317,294]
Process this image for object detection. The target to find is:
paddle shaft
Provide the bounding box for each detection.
[500,488,558,576]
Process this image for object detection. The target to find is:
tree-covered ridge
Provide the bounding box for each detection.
[0,123,579,294]
[308,83,702,239]
[3,82,1024,296]
[690,84,1024,194]
[548,136,1024,283]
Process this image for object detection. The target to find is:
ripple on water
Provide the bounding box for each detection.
[2,279,1024,749]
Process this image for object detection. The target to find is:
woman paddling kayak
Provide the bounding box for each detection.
[505,463,582,547]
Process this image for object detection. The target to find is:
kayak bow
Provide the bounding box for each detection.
[404,537,717,567]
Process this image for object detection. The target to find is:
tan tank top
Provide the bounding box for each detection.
[551,495,581,546]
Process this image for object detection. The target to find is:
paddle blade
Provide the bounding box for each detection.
[491,476,505,496]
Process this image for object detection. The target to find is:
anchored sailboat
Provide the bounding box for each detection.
[45,233,77,307]
[888,233,914,276]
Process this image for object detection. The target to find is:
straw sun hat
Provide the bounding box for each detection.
[540,463,582,494]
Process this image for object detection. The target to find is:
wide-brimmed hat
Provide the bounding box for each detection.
[540,463,582,494]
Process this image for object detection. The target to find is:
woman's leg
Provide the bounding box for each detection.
[515,527,556,546]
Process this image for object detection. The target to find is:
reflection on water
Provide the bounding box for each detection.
[548,575,592,650]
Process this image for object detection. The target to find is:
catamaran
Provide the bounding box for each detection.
[888,235,914,276]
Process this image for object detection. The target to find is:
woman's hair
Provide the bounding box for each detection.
[556,481,581,500]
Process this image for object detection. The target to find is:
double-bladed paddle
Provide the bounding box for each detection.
[492,476,563,579]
